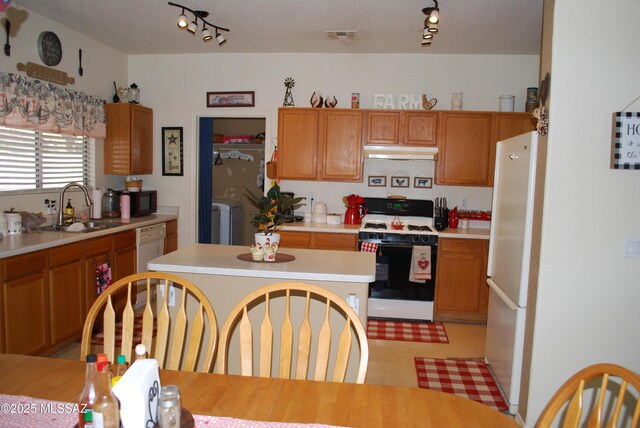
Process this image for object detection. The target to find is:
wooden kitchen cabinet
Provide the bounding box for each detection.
[0,263,3,354]
[48,242,84,347]
[104,103,153,175]
[277,108,363,182]
[164,219,178,254]
[84,235,114,314]
[435,238,489,324]
[279,231,358,251]
[365,110,437,146]
[1,251,49,355]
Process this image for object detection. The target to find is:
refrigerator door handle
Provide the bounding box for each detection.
[486,278,520,310]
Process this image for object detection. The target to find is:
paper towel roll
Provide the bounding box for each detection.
[91,188,102,219]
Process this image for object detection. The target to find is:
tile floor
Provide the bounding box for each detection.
[52,321,486,388]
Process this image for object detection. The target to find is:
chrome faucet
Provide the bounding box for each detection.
[56,182,93,227]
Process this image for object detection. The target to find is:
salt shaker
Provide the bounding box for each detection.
[158,385,181,428]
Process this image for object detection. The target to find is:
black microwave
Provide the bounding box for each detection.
[119,190,157,217]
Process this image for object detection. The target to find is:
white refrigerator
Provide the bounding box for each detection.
[485,131,538,415]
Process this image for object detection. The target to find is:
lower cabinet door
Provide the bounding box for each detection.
[4,274,49,355]
[49,260,84,346]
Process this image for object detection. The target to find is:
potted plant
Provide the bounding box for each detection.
[244,183,304,251]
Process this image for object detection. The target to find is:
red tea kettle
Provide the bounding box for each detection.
[343,194,366,225]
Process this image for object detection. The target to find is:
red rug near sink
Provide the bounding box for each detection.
[91,313,156,346]
[367,319,449,343]
[414,357,508,412]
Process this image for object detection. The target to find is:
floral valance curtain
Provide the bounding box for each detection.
[0,71,106,138]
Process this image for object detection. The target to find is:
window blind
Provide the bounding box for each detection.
[0,126,95,192]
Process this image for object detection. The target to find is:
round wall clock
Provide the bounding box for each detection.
[37,31,62,66]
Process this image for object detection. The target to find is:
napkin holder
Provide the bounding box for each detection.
[112,359,161,428]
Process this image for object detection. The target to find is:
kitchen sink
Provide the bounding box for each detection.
[42,220,123,233]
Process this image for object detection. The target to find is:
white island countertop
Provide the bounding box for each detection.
[149,244,375,283]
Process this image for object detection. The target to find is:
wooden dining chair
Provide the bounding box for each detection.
[216,281,369,383]
[536,363,640,428]
[81,272,218,372]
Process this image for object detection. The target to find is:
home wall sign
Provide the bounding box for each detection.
[611,112,640,170]
[17,62,75,85]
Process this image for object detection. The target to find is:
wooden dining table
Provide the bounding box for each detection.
[0,354,518,427]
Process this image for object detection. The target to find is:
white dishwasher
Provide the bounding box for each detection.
[135,222,166,308]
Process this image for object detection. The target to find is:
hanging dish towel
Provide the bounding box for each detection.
[361,242,379,252]
[96,261,112,295]
[409,246,432,283]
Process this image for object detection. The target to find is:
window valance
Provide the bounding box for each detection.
[0,71,106,138]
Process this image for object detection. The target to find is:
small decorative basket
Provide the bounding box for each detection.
[124,179,143,192]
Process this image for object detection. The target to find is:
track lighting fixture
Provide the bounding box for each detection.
[168,1,230,45]
[421,0,440,46]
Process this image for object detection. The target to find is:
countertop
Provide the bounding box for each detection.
[0,214,178,258]
[282,221,490,240]
[149,243,376,283]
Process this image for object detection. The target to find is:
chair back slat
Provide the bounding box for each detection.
[239,307,253,376]
[537,364,640,428]
[314,299,332,382]
[103,296,116,363]
[217,282,368,384]
[140,279,155,356]
[168,290,188,370]
[81,272,218,373]
[183,305,205,371]
[259,295,273,377]
[295,292,312,380]
[279,290,293,379]
[120,283,135,362]
[333,320,353,382]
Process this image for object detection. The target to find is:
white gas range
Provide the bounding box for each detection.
[358,198,438,322]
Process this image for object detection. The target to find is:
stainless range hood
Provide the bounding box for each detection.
[364,145,438,160]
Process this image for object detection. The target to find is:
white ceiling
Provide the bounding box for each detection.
[13,0,543,55]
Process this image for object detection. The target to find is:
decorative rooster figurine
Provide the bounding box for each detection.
[324,95,337,108]
[421,94,438,110]
[310,91,323,108]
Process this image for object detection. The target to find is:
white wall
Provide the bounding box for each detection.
[129,53,539,246]
[0,4,127,218]
[524,0,640,425]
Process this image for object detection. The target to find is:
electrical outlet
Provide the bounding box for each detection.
[159,284,176,306]
[347,293,359,315]
[309,193,316,210]
[461,197,468,210]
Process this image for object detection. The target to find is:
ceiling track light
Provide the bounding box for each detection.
[421,0,440,46]
[168,1,230,44]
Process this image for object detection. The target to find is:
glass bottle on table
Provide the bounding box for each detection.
[111,354,128,387]
[78,354,98,428]
[92,361,120,428]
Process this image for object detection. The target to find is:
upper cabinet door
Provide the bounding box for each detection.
[403,112,438,146]
[277,108,319,180]
[318,110,364,181]
[104,104,153,175]
[365,111,400,145]
[437,112,493,186]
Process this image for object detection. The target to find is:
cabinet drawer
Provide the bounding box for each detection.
[440,238,486,254]
[2,251,47,282]
[314,233,358,250]
[85,235,113,257]
[279,231,312,248]
[114,230,136,248]
[49,242,84,268]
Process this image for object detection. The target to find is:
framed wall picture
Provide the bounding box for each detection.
[368,175,386,187]
[391,176,409,188]
[207,91,255,108]
[414,177,433,188]
[162,127,183,176]
[611,112,640,169]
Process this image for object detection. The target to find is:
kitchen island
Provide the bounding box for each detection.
[148,244,375,380]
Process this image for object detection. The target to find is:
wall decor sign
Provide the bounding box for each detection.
[391,176,409,188]
[162,127,183,176]
[414,177,433,188]
[207,91,255,108]
[611,112,640,169]
[367,175,386,187]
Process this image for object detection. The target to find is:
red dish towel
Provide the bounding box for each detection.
[361,241,378,252]
[409,246,432,282]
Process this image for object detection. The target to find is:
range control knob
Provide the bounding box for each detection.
[412,235,421,243]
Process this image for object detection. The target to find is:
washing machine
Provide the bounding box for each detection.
[212,200,243,245]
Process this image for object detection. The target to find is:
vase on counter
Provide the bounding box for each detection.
[451,92,463,110]
[254,233,280,261]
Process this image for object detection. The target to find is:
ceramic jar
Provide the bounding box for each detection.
[5,210,21,235]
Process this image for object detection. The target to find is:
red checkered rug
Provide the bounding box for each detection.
[367,319,449,344]
[414,357,508,412]
[91,313,156,346]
